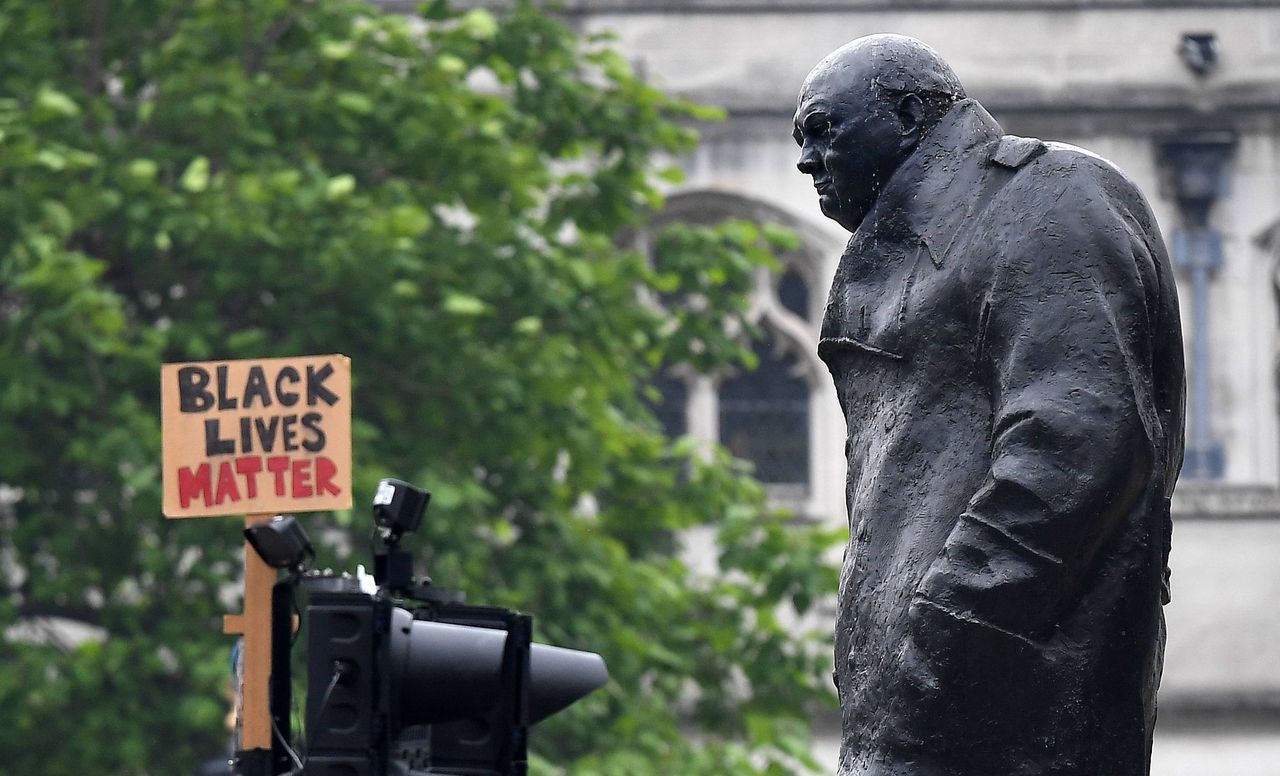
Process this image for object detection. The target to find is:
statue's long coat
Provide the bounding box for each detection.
[821,99,1185,776]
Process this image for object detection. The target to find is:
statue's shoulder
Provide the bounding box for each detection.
[994,136,1136,190]
[982,135,1163,266]
[988,135,1147,211]
[989,135,1046,169]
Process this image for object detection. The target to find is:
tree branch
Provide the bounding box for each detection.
[80,0,109,98]
[244,6,298,77]
[116,0,196,84]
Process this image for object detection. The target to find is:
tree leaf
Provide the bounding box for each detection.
[180,156,210,192]
[442,292,490,315]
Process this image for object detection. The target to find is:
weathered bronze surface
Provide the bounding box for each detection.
[794,34,1186,775]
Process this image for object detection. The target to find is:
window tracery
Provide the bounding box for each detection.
[644,191,827,504]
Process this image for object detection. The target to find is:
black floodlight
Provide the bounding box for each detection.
[372,478,430,538]
[244,515,313,569]
[304,584,610,775]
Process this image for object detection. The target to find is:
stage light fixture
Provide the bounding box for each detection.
[244,515,313,570]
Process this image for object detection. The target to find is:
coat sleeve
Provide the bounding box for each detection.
[910,166,1161,645]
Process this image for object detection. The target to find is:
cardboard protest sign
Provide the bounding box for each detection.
[161,355,352,518]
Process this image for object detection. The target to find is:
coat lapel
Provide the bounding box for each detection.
[819,100,1005,367]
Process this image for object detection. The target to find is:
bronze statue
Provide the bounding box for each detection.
[794,35,1185,775]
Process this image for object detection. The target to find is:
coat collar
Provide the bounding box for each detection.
[853,99,1005,267]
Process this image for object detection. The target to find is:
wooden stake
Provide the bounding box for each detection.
[223,513,277,752]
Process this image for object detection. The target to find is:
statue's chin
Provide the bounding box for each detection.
[819,195,866,234]
[818,193,841,221]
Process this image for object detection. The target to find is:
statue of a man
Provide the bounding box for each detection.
[795,35,1185,775]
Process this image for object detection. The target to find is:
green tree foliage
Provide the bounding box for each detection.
[0,1,840,773]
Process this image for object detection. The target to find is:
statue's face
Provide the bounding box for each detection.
[794,79,904,234]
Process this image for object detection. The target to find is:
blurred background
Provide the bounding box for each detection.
[2,1,1278,774]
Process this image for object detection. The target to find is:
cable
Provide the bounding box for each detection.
[311,668,343,731]
[270,713,304,773]
[300,662,348,770]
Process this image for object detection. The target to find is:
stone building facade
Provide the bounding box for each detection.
[558,2,1280,773]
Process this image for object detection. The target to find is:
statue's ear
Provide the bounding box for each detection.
[895,93,926,148]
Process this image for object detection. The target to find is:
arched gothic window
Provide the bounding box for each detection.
[650,368,688,439]
[642,191,828,510]
[777,267,810,320]
[719,332,810,484]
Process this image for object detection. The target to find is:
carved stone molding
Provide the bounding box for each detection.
[1172,482,1280,520]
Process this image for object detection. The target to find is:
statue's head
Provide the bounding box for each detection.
[795,34,965,233]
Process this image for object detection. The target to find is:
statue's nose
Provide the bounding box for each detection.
[796,150,820,175]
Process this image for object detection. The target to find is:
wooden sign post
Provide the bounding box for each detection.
[161,354,352,764]
[222,513,277,752]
